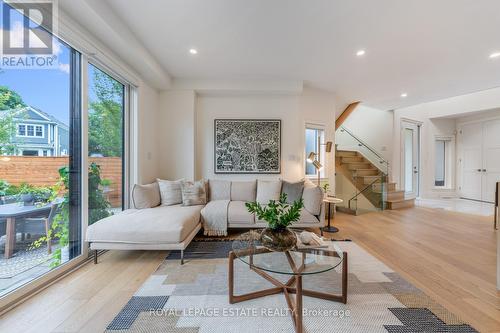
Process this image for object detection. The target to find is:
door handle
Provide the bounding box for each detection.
[482,169,487,172]
[477,169,482,172]
[413,171,418,174]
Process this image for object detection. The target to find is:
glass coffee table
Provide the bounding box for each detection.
[229,230,347,333]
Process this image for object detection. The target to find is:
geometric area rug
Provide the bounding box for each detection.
[105,241,478,333]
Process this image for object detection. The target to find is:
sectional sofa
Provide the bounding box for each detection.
[86,179,324,264]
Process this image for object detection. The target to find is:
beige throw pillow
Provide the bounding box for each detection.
[157,178,183,206]
[256,180,282,204]
[132,182,161,209]
[181,179,207,206]
[231,181,257,202]
[302,181,324,215]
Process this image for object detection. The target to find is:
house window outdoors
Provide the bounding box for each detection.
[27,125,34,136]
[17,124,25,136]
[434,137,453,188]
[35,125,43,137]
[17,124,44,137]
[305,126,326,178]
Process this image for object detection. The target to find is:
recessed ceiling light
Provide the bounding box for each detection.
[356,50,366,57]
[400,93,408,98]
[189,48,198,55]
[489,52,500,59]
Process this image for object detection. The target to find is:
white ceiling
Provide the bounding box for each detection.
[72,0,500,110]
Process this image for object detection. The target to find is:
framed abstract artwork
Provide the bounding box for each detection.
[214,119,281,174]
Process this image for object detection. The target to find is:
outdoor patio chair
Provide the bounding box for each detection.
[19,202,60,254]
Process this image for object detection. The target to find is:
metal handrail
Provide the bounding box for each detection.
[338,126,389,169]
[348,175,386,210]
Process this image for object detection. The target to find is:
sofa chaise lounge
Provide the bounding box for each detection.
[86,179,324,264]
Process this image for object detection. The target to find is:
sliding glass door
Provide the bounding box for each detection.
[87,64,126,225]
[0,24,81,297]
[0,1,131,305]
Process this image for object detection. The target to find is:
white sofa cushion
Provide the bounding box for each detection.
[132,182,160,209]
[86,205,202,244]
[228,201,255,224]
[298,208,320,224]
[302,181,323,215]
[231,181,257,202]
[157,178,183,206]
[208,180,231,201]
[256,180,282,204]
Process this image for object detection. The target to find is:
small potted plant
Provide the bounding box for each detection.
[246,194,304,252]
[322,183,330,196]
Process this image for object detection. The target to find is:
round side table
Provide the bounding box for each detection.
[321,197,343,234]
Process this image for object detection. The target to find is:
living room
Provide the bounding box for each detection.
[0,1,499,332]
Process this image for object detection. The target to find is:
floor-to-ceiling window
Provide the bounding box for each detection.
[0,1,132,304]
[87,64,126,224]
[0,2,81,297]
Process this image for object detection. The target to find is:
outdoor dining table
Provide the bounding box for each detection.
[0,203,52,259]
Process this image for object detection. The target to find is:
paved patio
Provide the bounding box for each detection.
[0,233,60,297]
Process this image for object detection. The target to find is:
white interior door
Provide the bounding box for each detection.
[482,119,500,203]
[402,121,420,198]
[460,122,483,201]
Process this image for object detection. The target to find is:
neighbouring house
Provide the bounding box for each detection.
[4,106,69,157]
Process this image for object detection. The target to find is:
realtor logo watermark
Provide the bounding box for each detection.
[1,0,59,69]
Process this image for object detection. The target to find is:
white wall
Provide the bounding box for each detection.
[158,85,337,186]
[393,89,500,198]
[135,83,161,183]
[392,107,457,197]
[196,94,300,181]
[158,90,197,180]
[341,105,394,162]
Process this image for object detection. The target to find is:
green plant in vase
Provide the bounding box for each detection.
[246,193,304,251]
[322,183,330,195]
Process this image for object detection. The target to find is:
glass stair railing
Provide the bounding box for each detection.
[335,126,389,215]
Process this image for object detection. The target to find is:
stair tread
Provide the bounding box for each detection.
[385,198,415,203]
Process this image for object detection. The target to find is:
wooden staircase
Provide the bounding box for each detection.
[336,150,415,211]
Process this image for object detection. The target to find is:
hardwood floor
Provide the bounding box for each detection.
[327,207,499,333]
[0,206,498,332]
[0,250,166,333]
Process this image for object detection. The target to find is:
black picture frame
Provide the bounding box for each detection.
[214,119,281,174]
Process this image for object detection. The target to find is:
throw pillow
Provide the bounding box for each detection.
[132,182,161,209]
[281,180,305,204]
[208,179,231,201]
[231,180,257,202]
[181,179,207,206]
[302,182,324,215]
[256,180,282,204]
[157,178,183,206]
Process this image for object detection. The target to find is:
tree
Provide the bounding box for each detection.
[0,85,26,110]
[88,69,123,157]
[0,86,26,154]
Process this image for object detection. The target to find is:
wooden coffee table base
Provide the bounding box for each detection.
[228,250,348,333]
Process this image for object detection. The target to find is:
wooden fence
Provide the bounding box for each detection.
[0,156,122,207]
